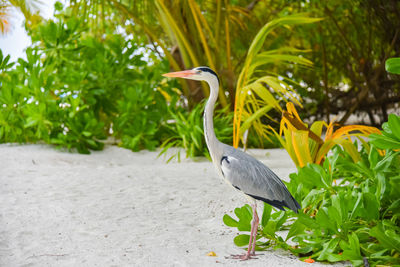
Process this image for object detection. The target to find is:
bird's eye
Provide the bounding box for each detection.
[196,70,202,74]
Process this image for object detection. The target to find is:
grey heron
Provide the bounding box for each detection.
[163,67,301,260]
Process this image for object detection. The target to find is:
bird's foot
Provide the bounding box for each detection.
[250,250,261,256]
[226,253,258,261]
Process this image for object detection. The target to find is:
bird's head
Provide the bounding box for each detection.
[163,66,219,83]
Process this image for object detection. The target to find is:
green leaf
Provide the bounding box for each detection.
[54,1,64,11]
[223,214,238,227]
[369,133,400,150]
[82,131,92,137]
[239,105,273,136]
[349,192,363,219]
[385,57,400,74]
[340,232,362,263]
[274,211,288,230]
[234,205,252,231]
[370,222,400,251]
[286,220,306,241]
[374,151,400,172]
[384,199,400,216]
[317,238,340,261]
[263,220,277,236]
[327,206,342,227]
[388,113,400,140]
[297,212,320,229]
[234,234,250,247]
[316,207,337,233]
[368,145,380,169]
[375,172,386,201]
[362,192,379,220]
[298,164,325,189]
[261,203,272,227]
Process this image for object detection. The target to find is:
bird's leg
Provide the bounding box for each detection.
[250,204,259,256]
[228,203,258,260]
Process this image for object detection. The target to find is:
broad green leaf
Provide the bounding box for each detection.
[302,188,324,209]
[234,234,250,247]
[316,207,337,233]
[234,205,252,232]
[368,145,380,169]
[261,203,272,227]
[385,57,400,74]
[286,220,306,241]
[369,133,400,150]
[82,131,92,137]
[274,211,288,230]
[370,223,400,251]
[349,192,363,219]
[331,193,346,223]
[223,214,238,227]
[362,192,379,220]
[263,220,277,236]
[317,238,340,261]
[327,206,342,227]
[298,163,325,189]
[384,199,400,216]
[340,232,362,262]
[374,151,400,172]
[388,113,400,140]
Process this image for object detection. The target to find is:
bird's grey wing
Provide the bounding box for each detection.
[220,151,300,212]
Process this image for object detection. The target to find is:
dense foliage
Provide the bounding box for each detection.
[3,1,399,150]
[0,4,237,157]
[290,0,400,126]
[159,101,233,161]
[45,0,400,146]
[223,114,400,266]
[1,2,399,265]
[0,8,173,153]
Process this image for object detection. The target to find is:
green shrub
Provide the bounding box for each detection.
[223,114,400,266]
[0,8,174,153]
[159,101,233,162]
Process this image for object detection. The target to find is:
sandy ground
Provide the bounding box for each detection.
[0,144,346,267]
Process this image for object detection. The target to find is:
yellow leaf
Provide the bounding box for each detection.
[330,125,381,140]
[206,251,217,257]
[291,130,313,168]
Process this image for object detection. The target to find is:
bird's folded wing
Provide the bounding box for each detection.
[220,154,293,209]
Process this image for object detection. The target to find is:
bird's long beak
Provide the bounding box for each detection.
[162,70,196,78]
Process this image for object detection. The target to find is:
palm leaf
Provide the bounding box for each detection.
[233,13,322,147]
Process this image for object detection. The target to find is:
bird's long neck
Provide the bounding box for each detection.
[203,77,221,163]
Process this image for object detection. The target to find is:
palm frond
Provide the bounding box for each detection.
[233,14,322,148]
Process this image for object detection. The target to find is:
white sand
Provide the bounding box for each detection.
[0,144,345,266]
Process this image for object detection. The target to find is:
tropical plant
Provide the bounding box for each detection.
[232,13,320,148]
[369,113,400,150]
[223,115,400,266]
[0,1,10,33]
[0,5,174,153]
[289,0,400,126]
[270,102,381,168]
[386,57,400,75]
[113,69,171,152]
[64,2,320,114]
[57,0,400,132]
[159,101,233,162]
[67,0,261,108]
[0,0,43,34]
